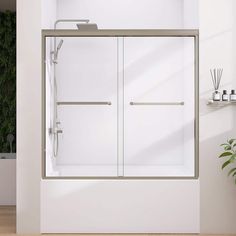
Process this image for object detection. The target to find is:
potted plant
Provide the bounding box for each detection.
[219,139,236,184]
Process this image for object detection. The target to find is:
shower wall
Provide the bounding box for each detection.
[57,0,183,29]
[44,38,59,176]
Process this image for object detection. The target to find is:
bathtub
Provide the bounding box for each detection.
[0,153,16,205]
[0,153,16,159]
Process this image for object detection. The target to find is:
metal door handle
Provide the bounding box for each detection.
[57,101,112,105]
[130,102,184,106]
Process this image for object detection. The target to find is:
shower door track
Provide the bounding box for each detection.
[42,29,199,180]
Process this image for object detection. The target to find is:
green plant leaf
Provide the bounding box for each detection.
[219,152,233,158]
[228,168,236,176]
[221,143,229,146]
[230,154,236,161]
[224,145,231,151]
[222,160,231,169]
[0,11,16,152]
[233,172,236,177]
[228,139,236,145]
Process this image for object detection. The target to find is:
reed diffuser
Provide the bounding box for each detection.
[210,68,223,101]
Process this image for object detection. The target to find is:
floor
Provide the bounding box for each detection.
[0,206,235,236]
[0,205,16,234]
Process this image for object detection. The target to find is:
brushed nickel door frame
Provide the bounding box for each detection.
[42,29,199,179]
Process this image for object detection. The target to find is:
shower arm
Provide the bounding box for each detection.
[54,19,90,29]
[53,19,90,54]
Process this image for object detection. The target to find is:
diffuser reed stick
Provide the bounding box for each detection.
[210,68,223,91]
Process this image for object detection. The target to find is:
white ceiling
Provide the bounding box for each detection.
[0,0,16,11]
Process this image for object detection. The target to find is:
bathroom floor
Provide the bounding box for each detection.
[0,206,234,236]
[0,205,16,234]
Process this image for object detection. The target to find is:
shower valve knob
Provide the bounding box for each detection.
[57,129,63,134]
[49,128,53,134]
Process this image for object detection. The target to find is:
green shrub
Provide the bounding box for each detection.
[0,11,16,153]
[219,139,236,184]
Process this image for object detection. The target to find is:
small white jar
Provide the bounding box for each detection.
[222,90,229,101]
[230,90,236,101]
[212,91,221,101]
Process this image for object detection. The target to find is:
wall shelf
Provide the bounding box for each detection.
[207,100,236,106]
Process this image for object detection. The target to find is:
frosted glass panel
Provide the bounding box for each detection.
[124,37,195,177]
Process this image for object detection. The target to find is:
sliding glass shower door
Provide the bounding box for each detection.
[124,37,195,177]
[45,37,118,177]
[43,30,198,178]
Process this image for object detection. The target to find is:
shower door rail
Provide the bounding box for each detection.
[42,29,199,179]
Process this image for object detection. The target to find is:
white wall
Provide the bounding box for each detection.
[199,0,236,234]
[41,0,57,29]
[17,0,41,233]
[17,0,58,233]
[183,0,199,28]
[56,0,185,29]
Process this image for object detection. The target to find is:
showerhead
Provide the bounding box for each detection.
[76,23,98,31]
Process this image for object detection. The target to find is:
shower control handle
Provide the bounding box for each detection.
[55,121,63,134]
[54,121,63,134]
[48,127,63,135]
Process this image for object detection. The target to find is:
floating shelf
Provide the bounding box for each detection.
[207,100,236,106]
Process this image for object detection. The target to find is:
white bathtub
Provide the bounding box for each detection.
[0,153,16,205]
[0,153,16,159]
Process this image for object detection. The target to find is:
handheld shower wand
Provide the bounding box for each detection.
[54,39,64,62]
[57,39,64,51]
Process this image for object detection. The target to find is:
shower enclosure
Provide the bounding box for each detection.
[42,29,199,179]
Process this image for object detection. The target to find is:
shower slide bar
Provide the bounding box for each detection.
[57,101,112,105]
[129,102,184,106]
